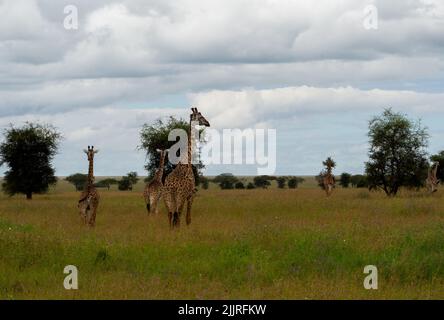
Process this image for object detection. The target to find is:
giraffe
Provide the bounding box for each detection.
[162,107,210,228]
[78,146,100,227]
[143,148,169,214]
[322,162,336,197]
[426,162,440,193]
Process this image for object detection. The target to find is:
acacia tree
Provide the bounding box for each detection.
[139,117,204,184]
[365,109,429,196]
[339,173,352,188]
[66,173,88,191]
[0,123,61,199]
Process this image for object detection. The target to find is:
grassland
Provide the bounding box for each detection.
[1,179,444,299]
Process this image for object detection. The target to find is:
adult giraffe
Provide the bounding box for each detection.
[143,148,169,214]
[78,146,100,227]
[162,107,210,228]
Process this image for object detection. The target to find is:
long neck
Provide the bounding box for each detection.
[433,165,438,177]
[154,153,166,180]
[187,122,192,167]
[88,158,94,185]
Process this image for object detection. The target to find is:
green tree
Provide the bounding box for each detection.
[95,178,118,190]
[246,182,255,189]
[66,173,88,191]
[127,172,139,186]
[235,181,245,189]
[0,123,61,199]
[430,151,444,181]
[253,175,273,189]
[287,177,305,189]
[118,172,139,191]
[339,173,352,188]
[213,173,238,190]
[199,176,210,190]
[139,117,205,185]
[365,109,429,196]
[276,177,287,189]
[351,175,368,188]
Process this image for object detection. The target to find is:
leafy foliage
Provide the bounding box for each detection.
[365,109,429,196]
[235,181,245,189]
[253,175,275,189]
[276,177,287,189]
[339,173,352,188]
[0,123,61,199]
[287,176,305,189]
[213,173,239,190]
[351,175,368,188]
[118,172,139,191]
[65,173,88,191]
[95,178,118,190]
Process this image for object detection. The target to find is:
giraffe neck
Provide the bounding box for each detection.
[433,165,438,177]
[154,152,166,181]
[87,159,94,186]
[187,124,192,167]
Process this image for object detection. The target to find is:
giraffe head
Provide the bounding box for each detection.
[84,145,99,162]
[156,148,169,159]
[190,107,210,127]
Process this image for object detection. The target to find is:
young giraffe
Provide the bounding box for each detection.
[323,165,335,197]
[162,107,210,228]
[143,148,169,214]
[78,146,100,227]
[426,162,440,193]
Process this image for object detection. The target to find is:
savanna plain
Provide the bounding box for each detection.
[1,178,444,299]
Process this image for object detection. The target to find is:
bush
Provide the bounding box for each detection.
[213,173,238,190]
[235,182,245,189]
[246,182,255,189]
[276,177,287,189]
[287,177,305,189]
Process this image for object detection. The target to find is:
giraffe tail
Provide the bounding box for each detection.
[146,202,150,213]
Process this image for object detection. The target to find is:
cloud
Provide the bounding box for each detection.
[191,86,444,128]
[0,0,443,175]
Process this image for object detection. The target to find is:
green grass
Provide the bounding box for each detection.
[0,183,444,299]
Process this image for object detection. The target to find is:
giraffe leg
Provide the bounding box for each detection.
[88,201,98,227]
[173,212,180,227]
[186,196,193,226]
[163,190,176,228]
[154,194,162,215]
[168,212,173,228]
[149,194,157,215]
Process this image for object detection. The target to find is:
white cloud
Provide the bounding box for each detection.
[191,86,444,128]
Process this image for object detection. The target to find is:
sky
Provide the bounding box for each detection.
[0,0,443,176]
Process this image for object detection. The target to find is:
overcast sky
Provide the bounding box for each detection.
[0,0,443,176]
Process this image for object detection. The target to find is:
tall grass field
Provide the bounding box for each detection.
[1,179,444,299]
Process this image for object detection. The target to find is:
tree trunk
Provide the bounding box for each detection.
[26,192,32,200]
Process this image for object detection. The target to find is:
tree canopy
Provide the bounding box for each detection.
[0,123,61,199]
[66,173,88,191]
[365,109,429,196]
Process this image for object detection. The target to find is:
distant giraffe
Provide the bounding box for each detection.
[162,107,210,228]
[426,162,440,193]
[322,158,336,197]
[143,148,169,214]
[78,146,100,227]
[323,170,335,197]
